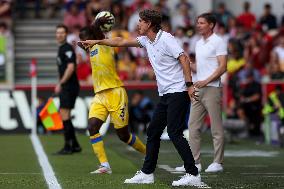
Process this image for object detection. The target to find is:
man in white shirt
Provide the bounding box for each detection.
[80,9,202,186]
[176,12,227,173]
[190,13,227,173]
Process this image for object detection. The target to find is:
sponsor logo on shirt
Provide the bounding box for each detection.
[90,49,98,57]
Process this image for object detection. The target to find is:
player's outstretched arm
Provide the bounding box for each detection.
[77,41,89,52]
[79,37,140,48]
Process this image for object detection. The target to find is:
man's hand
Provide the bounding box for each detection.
[54,83,61,94]
[194,80,208,89]
[188,86,198,101]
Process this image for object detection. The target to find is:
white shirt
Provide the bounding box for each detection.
[195,33,227,87]
[137,30,186,96]
[274,46,284,61]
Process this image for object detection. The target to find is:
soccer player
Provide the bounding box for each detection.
[55,24,81,155]
[77,20,146,174]
[79,10,202,186]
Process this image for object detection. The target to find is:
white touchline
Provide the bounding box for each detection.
[0,172,41,175]
[30,134,62,189]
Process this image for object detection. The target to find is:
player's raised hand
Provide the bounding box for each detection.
[96,14,115,25]
[78,40,99,48]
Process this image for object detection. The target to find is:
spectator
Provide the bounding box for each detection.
[270,35,284,72]
[227,17,238,38]
[129,91,154,133]
[85,0,102,25]
[263,85,284,145]
[161,20,172,33]
[0,0,11,27]
[65,0,86,12]
[269,62,284,80]
[281,4,284,27]
[0,20,9,37]
[216,23,230,46]
[243,36,263,71]
[214,2,233,28]
[16,0,41,19]
[227,40,245,75]
[171,1,192,31]
[236,1,256,32]
[117,50,136,80]
[237,62,262,83]
[43,0,62,18]
[174,26,190,48]
[0,21,12,71]
[111,1,128,29]
[128,0,152,15]
[135,57,154,81]
[239,70,263,139]
[0,21,6,77]
[259,3,277,31]
[64,2,86,32]
[153,0,170,23]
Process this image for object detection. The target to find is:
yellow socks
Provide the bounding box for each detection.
[90,133,108,165]
[127,134,146,154]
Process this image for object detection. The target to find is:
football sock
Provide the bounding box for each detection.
[90,133,108,165]
[127,134,146,154]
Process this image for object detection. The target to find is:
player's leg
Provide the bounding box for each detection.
[110,87,146,154]
[115,126,146,154]
[89,94,111,174]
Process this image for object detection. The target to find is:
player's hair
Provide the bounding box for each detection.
[56,24,68,33]
[197,13,217,30]
[90,20,105,40]
[139,9,162,33]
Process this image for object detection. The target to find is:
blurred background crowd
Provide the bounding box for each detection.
[1,0,284,145]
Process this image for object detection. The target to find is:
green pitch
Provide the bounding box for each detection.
[0,133,284,189]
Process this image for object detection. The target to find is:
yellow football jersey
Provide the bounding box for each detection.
[89,44,123,93]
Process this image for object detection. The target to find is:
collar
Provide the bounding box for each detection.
[148,30,163,45]
[201,32,215,44]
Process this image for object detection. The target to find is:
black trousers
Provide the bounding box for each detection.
[141,92,198,175]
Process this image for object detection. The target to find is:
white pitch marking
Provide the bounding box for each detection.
[30,134,62,189]
[241,173,284,175]
[159,149,279,157]
[0,172,41,175]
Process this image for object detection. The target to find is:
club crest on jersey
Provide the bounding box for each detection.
[90,49,98,57]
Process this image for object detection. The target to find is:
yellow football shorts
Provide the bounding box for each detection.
[89,87,129,129]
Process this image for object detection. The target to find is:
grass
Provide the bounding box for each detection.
[0,133,284,189]
[0,135,46,189]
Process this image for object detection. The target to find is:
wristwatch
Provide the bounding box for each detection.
[185,81,193,87]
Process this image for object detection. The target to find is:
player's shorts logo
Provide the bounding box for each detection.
[119,103,126,121]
